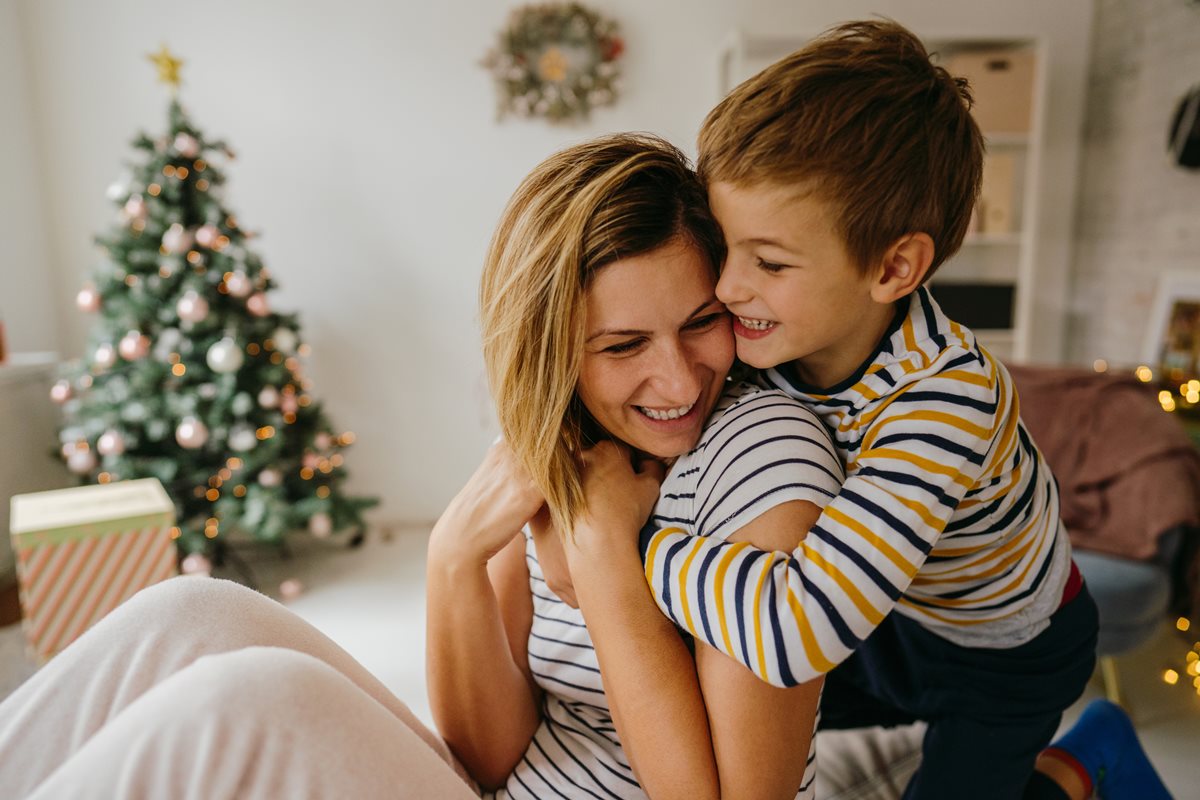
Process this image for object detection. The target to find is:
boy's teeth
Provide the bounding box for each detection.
[639,402,694,421]
[738,316,775,330]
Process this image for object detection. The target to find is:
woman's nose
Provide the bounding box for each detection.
[652,340,703,403]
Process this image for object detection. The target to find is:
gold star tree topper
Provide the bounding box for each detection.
[147,45,183,91]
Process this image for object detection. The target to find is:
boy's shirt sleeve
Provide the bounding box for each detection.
[642,355,1004,687]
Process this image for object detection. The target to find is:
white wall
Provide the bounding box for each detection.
[0,0,58,355]
[6,0,1094,524]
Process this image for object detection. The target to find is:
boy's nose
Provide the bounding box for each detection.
[715,258,748,305]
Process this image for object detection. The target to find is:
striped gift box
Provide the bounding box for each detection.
[10,478,177,663]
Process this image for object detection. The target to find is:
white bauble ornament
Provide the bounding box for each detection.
[272,327,298,354]
[197,383,219,400]
[76,284,101,312]
[173,132,200,158]
[93,343,117,369]
[195,224,220,248]
[176,290,209,323]
[246,292,269,317]
[123,195,147,221]
[225,271,252,298]
[106,174,131,201]
[118,331,150,361]
[228,425,257,452]
[162,223,194,254]
[257,386,280,409]
[258,467,282,488]
[309,512,333,539]
[50,379,73,404]
[181,553,212,576]
[67,448,97,475]
[206,337,244,374]
[97,430,126,456]
[176,416,209,449]
[231,392,254,416]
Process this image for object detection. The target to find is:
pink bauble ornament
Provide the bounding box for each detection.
[181,553,212,576]
[309,512,333,539]
[176,417,209,449]
[302,451,320,470]
[315,432,332,450]
[50,379,73,404]
[162,223,194,254]
[281,394,299,415]
[258,467,282,488]
[67,448,96,475]
[225,271,252,298]
[246,292,269,317]
[257,386,280,409]
[195,224,220,248]
[176,290,209,323]
[123,195,147,221]
[173,132,200,158]
[97,430,126,457]
[76,284,101,313]
[279,578,304,601]
[118,331,150,361]
[93,343,117,370]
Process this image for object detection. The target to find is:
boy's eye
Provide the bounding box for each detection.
[755,257,788,274]
[603,338,645,355]
[684,312,727,332]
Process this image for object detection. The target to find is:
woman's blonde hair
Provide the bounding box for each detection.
[480,133,723,537]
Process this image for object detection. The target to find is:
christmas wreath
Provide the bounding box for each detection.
[483,2,624,123]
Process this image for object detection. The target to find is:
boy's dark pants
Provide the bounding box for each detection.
[819,587,1099,800]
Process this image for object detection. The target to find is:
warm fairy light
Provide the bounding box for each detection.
[342,431,356,445]
[263,339,275,351]
[196,179,209,191]
[204,527,218,539]
[283,412,297,424]
[217,282,230,294]
[187,250,202,264]
[247,343,261,356]
[299,395,312,407]
[169,353,181,364]
[319,460,333,474]
[159,266,172,278]
[1160,390,1173,403]
[1093,359,1108,373]
[331,454,344,467]
[1164,669,1180,685]
[219,468,232,480]
[270,353,283,365]
[233,485,247,497]
[172,363,186,376]
[163,165,176,177]
[206,488,220,502]
[97,472,112,484]
[1179,617,1192,632]
[1188,661,1200,677]
[193,486,206,498]
[208,476,221,488]
[176,166,189,179]
[300,467,315,480]
[256,426,276,440]
[169,526,181,540]
[225,215,238,227]
[1187,651,1198,663]
[285,357,299,371]
[148,183,162,196]
[207,517,219,527]
[131,219,146,232]
[316,486,330,499]
[215,235,230,249]
[194,159,207,172]
[298,344,312,357]
[227,457,243,469]
[124,274,138,287]
[223,271,234,282]
[1135,365,1154,383]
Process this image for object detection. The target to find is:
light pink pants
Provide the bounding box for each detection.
[0,576,478,799]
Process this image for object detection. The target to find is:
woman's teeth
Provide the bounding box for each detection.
[638,402,695,421]
[737,316,776,330]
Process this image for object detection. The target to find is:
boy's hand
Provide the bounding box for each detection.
[430,440,545,566]
[567,441,666,571]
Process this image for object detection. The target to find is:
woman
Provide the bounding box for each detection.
[426,133,842,799]
[0,134,840,799]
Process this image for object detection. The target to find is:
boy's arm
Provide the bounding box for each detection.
[645,364,1003,686]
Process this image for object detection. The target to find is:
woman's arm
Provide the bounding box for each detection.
[566,442,721,800]
[425,443,544,790]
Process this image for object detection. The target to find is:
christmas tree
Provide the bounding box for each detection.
[51,46,376,564]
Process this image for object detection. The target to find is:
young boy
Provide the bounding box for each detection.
[635,19,1167,800]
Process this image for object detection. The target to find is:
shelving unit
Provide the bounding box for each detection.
[715,30,1049,362]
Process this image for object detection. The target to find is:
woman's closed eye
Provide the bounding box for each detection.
[755,257,789,274]
[684,312,727,332]
[603,338,646,355]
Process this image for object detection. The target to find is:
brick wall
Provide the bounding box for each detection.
[1067,0,1200,365]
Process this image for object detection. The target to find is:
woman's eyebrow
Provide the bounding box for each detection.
[586,297,721,342]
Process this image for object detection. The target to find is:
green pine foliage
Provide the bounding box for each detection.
[54,99,377,557]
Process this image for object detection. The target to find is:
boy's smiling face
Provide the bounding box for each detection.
[709,180,899,389]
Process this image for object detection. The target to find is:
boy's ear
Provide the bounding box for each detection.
[870,233,934,303]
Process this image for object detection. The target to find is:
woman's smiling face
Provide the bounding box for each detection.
[577,237,734,460]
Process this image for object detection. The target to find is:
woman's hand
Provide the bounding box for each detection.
[429,440,545,567]
[566,440,665,572]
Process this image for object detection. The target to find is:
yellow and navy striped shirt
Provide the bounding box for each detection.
[641,288,1072,687]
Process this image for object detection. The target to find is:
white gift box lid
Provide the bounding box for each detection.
[10,478,175,546]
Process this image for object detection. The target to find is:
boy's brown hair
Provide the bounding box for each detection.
[698,19,984,278]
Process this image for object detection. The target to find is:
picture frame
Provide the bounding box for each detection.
[1142,270,1200,375]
